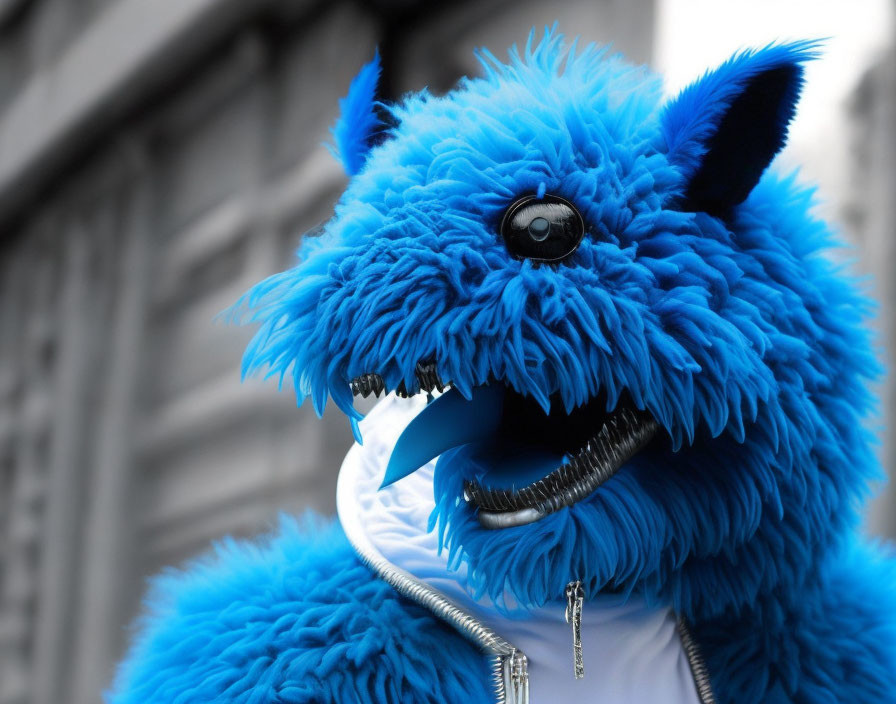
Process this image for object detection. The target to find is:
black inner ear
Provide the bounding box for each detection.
[371,103,398,150]
[684,65,801,216]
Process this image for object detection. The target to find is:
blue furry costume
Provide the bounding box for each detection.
[110,33,896,703]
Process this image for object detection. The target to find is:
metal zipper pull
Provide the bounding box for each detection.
[565,580,585,679]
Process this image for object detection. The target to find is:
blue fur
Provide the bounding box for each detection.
[328,50,383,176]
[109,517,492,703]
[113,31,896,703]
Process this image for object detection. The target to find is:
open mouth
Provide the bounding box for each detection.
[350,363,658,529]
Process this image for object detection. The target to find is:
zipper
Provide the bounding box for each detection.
[564,581,585,679]
[677,617,717,704]
[337,460,529,704]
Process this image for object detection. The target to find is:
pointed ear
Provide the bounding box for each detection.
[328,51,384,176]
[660,41,820,215]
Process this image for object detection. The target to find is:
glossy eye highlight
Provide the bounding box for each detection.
[499,194,585,262]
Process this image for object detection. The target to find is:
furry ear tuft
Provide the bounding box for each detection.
[661,40,821,215]
[328,51,383,176]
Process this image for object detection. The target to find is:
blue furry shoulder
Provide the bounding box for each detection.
[107,517,491,704]
[695,538,896,703]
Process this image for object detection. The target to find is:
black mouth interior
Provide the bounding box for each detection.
[498,386,622,458]
[350,366,658,528]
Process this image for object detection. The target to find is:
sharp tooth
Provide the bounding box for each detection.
[414,360,446,394]
[567,457,583,481]
[416,362,431,392]
[478,488,496,510]
[581,447,598,473]
[557,458,575,488]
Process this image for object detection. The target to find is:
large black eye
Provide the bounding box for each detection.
[499,194,585,262]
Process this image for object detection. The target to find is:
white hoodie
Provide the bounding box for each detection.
[337,394,703,704]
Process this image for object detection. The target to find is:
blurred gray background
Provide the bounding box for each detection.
[0,1,892,702]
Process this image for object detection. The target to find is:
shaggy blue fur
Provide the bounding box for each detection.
[112,31,896,703]
[109,517,492,703]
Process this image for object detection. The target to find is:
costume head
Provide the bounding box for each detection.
[238,32,878,621]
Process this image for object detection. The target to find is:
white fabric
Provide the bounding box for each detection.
[337,394,701,704]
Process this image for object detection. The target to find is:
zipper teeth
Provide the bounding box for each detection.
[346,532,518,658]
[344,524,525,703]
[677,617,717,704]
[490,656,506,704]
[350,534,516,655]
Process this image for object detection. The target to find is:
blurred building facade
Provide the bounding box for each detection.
[847,33,896,537]
[0,1,654,703]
